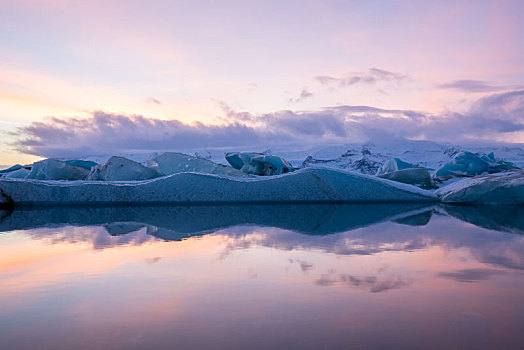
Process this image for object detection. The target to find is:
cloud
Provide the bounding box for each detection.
[145,97,162,105]
[438,80,507,92]
[315,67,408,87]
[11,90,524,158]
[288,88,313,103]
[437,268,503,282]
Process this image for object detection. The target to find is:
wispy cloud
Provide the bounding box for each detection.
[11,90,524,158]
[315,68,408,87]
[288,88,313,103]
[438,80,508,92]
[145,97,162,105]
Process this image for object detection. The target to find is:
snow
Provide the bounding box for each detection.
[148,152,250,178]
[437,170,524,205]
[26,159,90,180]
[0,168,437,205]
[87,156,161,181]
[225,152,295,176]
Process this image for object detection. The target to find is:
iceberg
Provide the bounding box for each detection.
[147,152,250,178]
[0,164,24,174]
[3,168,30,179]
[65,160,97,170]
[435,151,518,177]
[87,156,161,181]
[377,168,435,190]
[0,168,437,206]
[26,159,90,180]
[225,152,296,176]
[438,170,524,205]
[376,158,416,176]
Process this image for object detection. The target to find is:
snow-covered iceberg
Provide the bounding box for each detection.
[438,170,524,205]
[0,168,437,206]
[147,152,250,178]
[225,152,296,176]
[26,159,90,180]
[87,156,161,181]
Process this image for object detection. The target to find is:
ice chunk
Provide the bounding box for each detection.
[377,168,435,189]
[438,170,524,205]
[147,152,250,177]
[3,168,30,179]
[225,152,264,170]
[87,156,161,181]
[0,164,24,174]
[65,160,97,170]
[26,159,90,180]
[225,152,296,176]
[0,168,437,205]
[376,158,415,176]
[435,151,518,177]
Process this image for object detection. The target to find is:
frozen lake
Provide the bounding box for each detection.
[1,204,524,349]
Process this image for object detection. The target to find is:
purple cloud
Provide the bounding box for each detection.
[315,68,408,87]
[288,88,314,103]
[145,97,162,105]
[438,80,507,92]
[11,90,524,158]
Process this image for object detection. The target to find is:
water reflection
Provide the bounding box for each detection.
[1,204,524,349]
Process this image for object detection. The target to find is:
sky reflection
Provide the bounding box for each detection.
[1,204,524,349]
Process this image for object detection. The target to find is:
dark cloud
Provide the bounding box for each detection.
[288,88,313,103]
[438,80,508,92]
[11,90,524,158]
[315,67,408,87]
[145,97,162,105]
[437,269,503,282]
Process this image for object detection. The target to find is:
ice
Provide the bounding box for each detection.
[0,164,24,174]
[435,151,518,177]
[65,160,97,170]
[225,152,296,176]
[438,170,524,205]
[3,168,30,179]
[377,168,435,189]
[147,152,250,178]
[26,159,90,180]
[0,168,437,205]
[376,158,415,176]
[87,156,161,181]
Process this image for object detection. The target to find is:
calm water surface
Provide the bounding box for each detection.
[1,204,524,349]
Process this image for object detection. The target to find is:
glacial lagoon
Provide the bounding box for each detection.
[1,204,524,349]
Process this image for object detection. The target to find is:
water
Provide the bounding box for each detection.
[1,204,524,349]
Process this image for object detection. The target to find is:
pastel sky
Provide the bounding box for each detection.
[1,0,524,165]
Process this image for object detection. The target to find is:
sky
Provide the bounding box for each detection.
[1,0,524,165]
